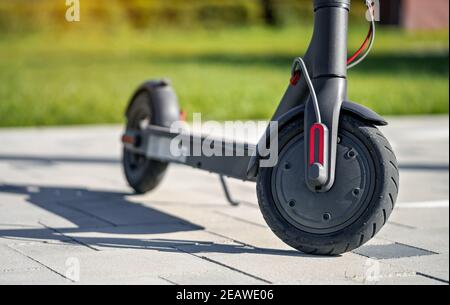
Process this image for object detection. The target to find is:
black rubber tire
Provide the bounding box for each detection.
[257,115,399,256]
[123,91,168,194]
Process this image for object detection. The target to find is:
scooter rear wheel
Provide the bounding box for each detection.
[257,115,399,255]
[123,91,168,194]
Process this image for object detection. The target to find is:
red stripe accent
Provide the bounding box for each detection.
[347,25,373,65]
[309,124,325,165]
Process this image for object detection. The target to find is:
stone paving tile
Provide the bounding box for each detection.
[9,242,266,285]
[0,244,69,285]
[377,225,449,254]
[161,269,267,286]
[0,191,112,229]
[0,269,69,285]
[352,274,445,285]
[147,167,235,206]
[383,253,449,283]
[354,243,436,260]
[173,242,419,285]
[0,119,448,285]
[56,224,233,252]
[144,203,295,251]
[34,164,127,192]
[389,207,449,230]
[0,181,111,206]
[0,162,127,195]
[381,116,449,165]
[0,244,43,272]
[0,228,70,247]
[83,276,171,285]
[60,197,203,228]
[0,126,122,158]
[212,205,267,228]
[396,170,449,204]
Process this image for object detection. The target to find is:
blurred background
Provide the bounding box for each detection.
[0,0,448,126]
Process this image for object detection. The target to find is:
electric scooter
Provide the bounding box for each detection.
[121,0,399,255]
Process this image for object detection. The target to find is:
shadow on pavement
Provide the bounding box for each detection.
[0,183,311,258]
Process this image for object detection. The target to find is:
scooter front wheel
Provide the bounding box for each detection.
[257,115,399,255]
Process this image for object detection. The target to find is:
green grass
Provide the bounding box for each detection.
[0,26,448,127]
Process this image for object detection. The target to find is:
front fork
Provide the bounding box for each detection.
[304,77,346,192]
[272,0,350,192]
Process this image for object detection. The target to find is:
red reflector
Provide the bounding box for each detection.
[121,135,135,145]
[180,110,187,122]
[309,123,325,166]
[290,71,301,86]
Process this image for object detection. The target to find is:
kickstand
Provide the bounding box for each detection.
[219,175,241,207]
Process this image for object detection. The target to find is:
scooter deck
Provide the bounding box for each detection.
[123,125,257,182]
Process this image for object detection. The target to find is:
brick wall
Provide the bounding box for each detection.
[402,0,449,29]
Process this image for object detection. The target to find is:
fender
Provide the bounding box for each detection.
[279,101,387,131]
[247,101,387,178]
[125,80,180,128]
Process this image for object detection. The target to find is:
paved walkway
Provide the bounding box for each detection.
[0,117,448,284]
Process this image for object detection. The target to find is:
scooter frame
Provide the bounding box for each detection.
[122,0,387,190]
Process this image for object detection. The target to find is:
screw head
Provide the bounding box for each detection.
[353,188,361,197]
[323,213,332,221]
[288,200,296,207]
[346,149,357,159]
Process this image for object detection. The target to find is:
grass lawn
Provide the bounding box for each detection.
[0,26,448,127]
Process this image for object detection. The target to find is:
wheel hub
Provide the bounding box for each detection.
[272,130,375,234]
